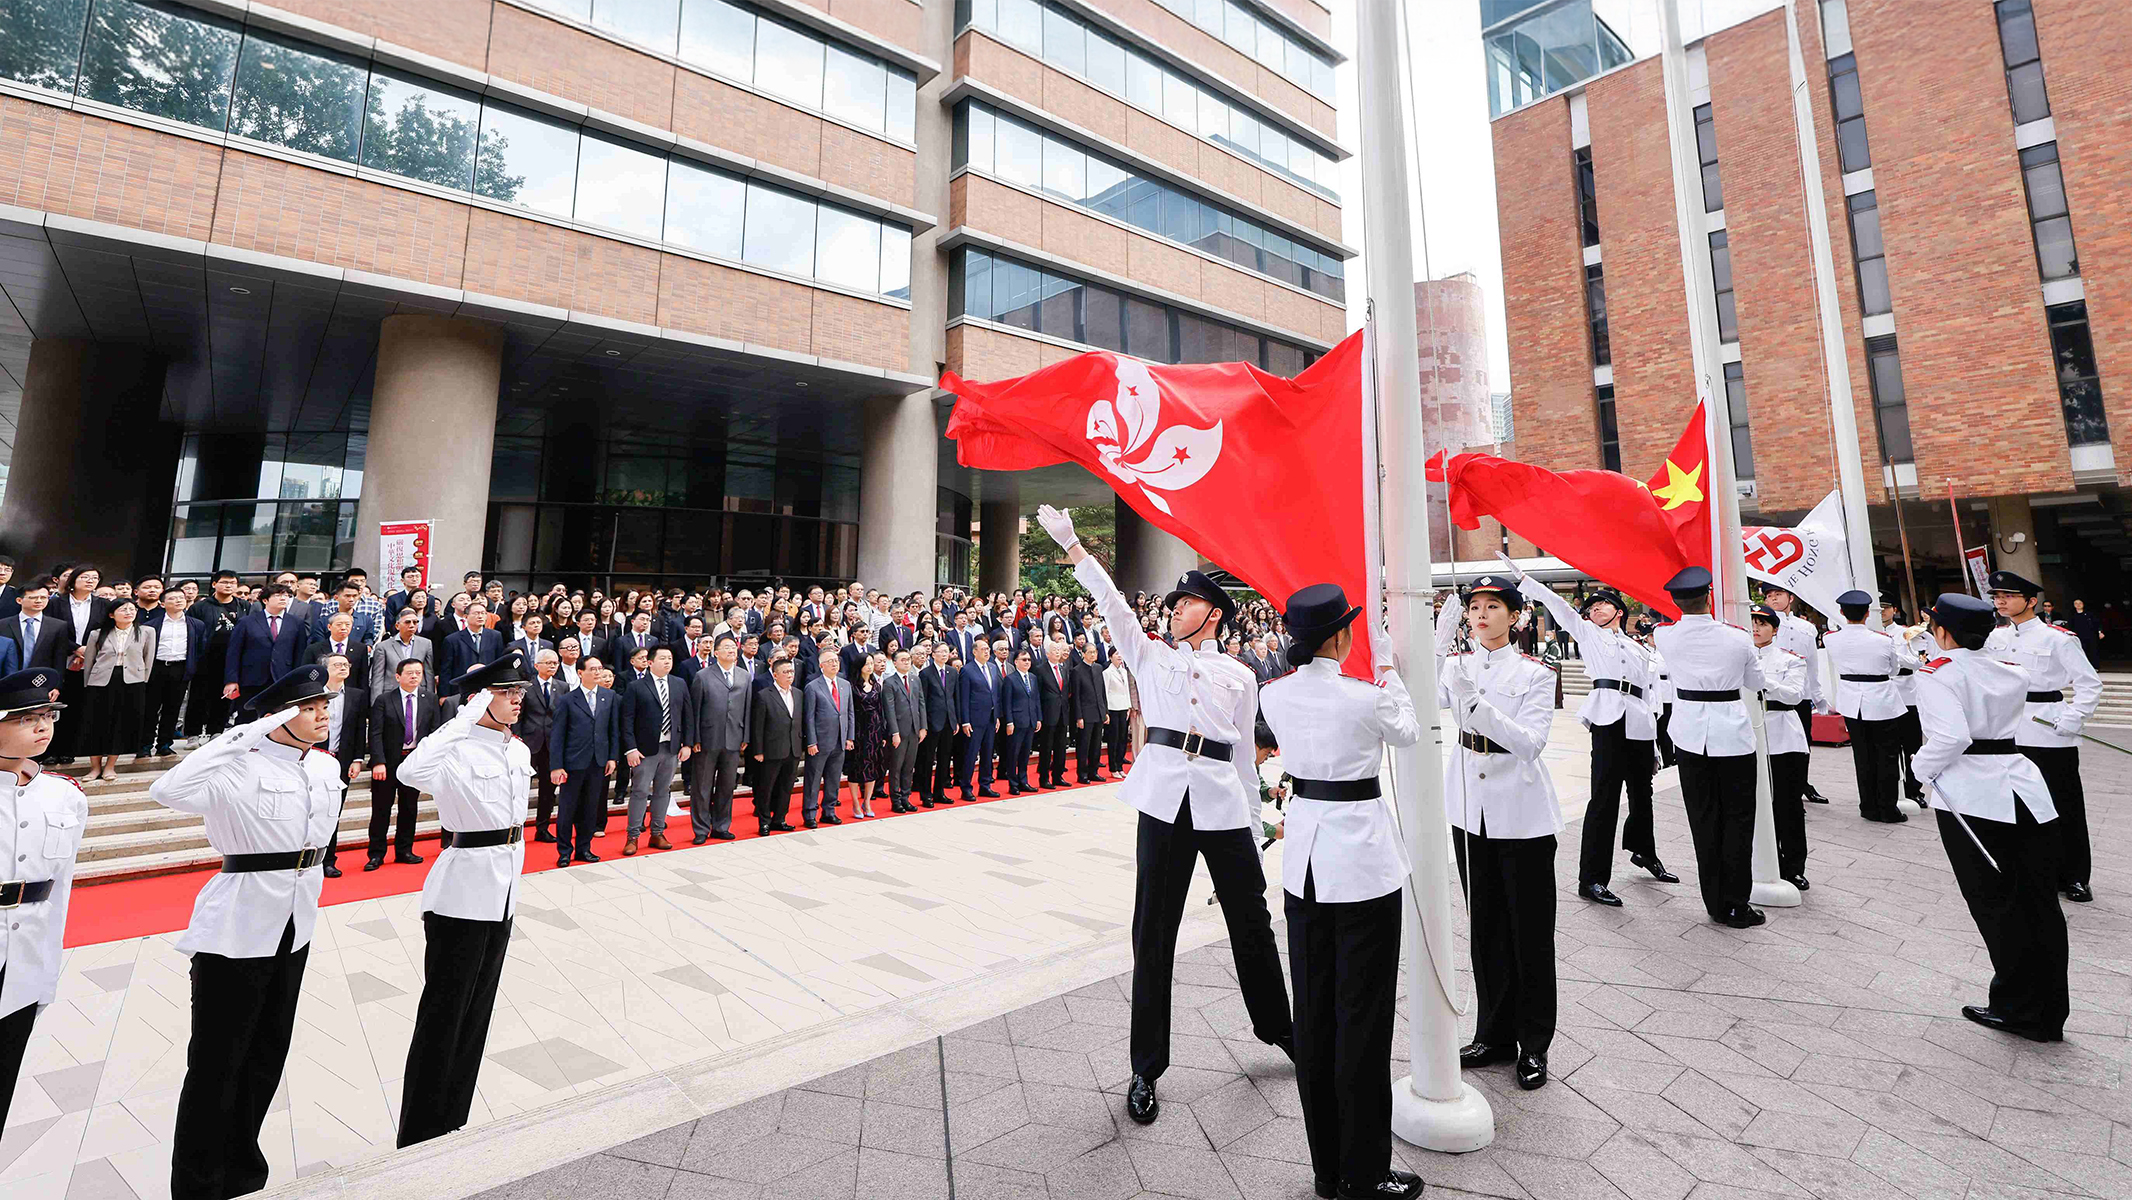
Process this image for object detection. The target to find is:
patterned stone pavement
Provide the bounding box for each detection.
[476,740,2132,1200]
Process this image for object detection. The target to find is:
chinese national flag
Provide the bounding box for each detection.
[943,330,1375,676]
[1428,401,1713,619]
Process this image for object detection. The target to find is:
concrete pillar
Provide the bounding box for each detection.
[1986,494,2042,584]
[977,473,1022,595]
[0,339,179,574]
[352,315,504,586]
[857,391,939,594]
[1114,496,1201,598]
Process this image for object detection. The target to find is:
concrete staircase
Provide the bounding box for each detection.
[1559,657,2132,727]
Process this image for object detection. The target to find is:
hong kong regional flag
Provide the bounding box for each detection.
[943,330,1375,675]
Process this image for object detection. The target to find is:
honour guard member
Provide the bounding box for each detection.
[1750,605,1811,890]
[1760,586,1827,802]
[1652,567,1768,928]
[1918,593,2066,1040]
[1883,596,1930,805]
[1259,585,1424,1200]
[0,670,84,1128]
[1825,590,1911,823]
[1519,578,1674,905]
[396,650,535,1147]
[153,665,344,1200]
[1985,571,2102,902]
[1436,574,1560,1090]
[1036,505,1292,1126]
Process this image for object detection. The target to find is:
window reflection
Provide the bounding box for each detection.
[230,32,368,162]
[574,134,668,239]
[814,206,881,294]
[0,0,94,93]
[822,42,885,130]
[591,0,680,55]
[754,16,825,110]
[77,0,242,131]
[664,157,746,257]
[476,103,581,218]
[743,181,817,276]
[363,70,482,189]
[680,0,753,82]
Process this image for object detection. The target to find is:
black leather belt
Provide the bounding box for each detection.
[2025,691,2063,703]
[1147,726,1233,761]
[1764,699,1791,711]
[1965,738,2018,755]
[0,879,55,907]
[1677,689,1740,702]
[1839,673,1890,682]
[1590,679,1645,699]
[221,847,326,873]
[1289,777,1382,801]
[1458,731,1509,755]
[442,826,524,849]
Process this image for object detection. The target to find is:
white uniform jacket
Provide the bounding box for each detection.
[1755,644,1809,757]
[1435,603,1561,840]
[0,765,86,1015]
[1653,616,1766,757]
[1891,630,1931,708]
[1258,658,1421,902]
[400,696,534,922]
[152,709,346,958]
[1912,649,2055,824]
[1520,580,1656,740]
[1824,623,1909,722]
[1774,613,1822,708]
[1985,616,2103,749]
[1074,556,1258,829]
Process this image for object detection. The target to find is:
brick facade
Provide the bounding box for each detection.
[1492,98,1597,476]
[0,98,223,242]
[1082,0,1337,140]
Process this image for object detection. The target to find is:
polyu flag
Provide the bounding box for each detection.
[942,330,1375,676]
[1742,489,1856,619]
[1427,401,1713,619]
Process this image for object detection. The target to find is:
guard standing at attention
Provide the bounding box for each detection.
[1518,577,1675,905]
[1750,605,1811,891]
[0,669,85,1129]
[1825,589,1911,823]
[1036,504,1292,1127]
[153,664,344,1200]
[1883,595,1930,805]
[396,650,535,1147]
[1917,593,2066,1040]
[1985,571,2102,902]
[1760,585,1827,802]
[1437,573,1560,1091]
[1652,567,1768,929]
[1259,585,1424,1200]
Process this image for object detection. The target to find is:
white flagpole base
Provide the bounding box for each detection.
[1390,1076,1495,1153]
[1896,798,1922,816]
[1750,878,1802,908]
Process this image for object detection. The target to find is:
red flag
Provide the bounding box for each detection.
[1428,402,1713,618]
[944,331,1375,676]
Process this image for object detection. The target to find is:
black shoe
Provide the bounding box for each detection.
[1126,1074,1159,1124]
[363,857,383,872]
[1458,1041,1513,1068]
[558,855,573,868]
[2064,882,2094,903]
[804,820,819,830]
[1336,1169,1423,1200]
[1961,1005,2062,1042]
[978,788,1000,798]
[322,863,342,878]
[1578,882,1623,907]
[824,814,842,825]
[1805,785,1831,804]
[395,852,424,865]
[770,822,795,832]
[1719,906,1767,929]
[693,835,709,845]
[1516,1052,1548,1090]
[1631,854,1680,883]
[711,831,736,840]
[1784,874,1810,892]
[535,831,557,843]
[921,800,936,808]
[577,852,602,863]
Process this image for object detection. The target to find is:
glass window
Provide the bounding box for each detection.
[993,257,1044,330]
[1996,0,2050,122]
[1857,257,1890,316]
[0,0,93,93]
[741,180,816,276]
[962,101,994,171]
[960,249,994,318]
[813,206,880,293]
[1864,337,1911,462]
[1586,263,1609,367]
[1846,190,1889,315]
[1126,50,1162,112]
[1038,271,1080,337]
[997,0,1042,54]
[475,103,581,219]
[1043,4,1083,74]
[1083,284,1124,351]
[679,0,753,82]
[1086,30,1125,96]
[363,69,482,190]
[1085,155,1129,209]
[994,112,1042,187]
[1723,361,1753,478]
[754,18,824,110]
[885,67,915,142]
[1827,54,1871,172]
[2047,301,2110,445]
[880,222,911,299]
[1197,90,1227,144]
[1041,135,1086,203]
[1176,312,1223,363]
[1835,119,1870,173]
[1227,110,1259,158]
[1596,385,1621,471]
[1221,1,1254,56]
[1574,146,1599,246]
[1709,229,1736,342]
[2005,61,2049,124]
[77,0,242,132]
[823,43,886,131]
[573,134,666,239]
[1163,72,1198,134]
[2019,142,2076,280]
[664,156,745,257]
[1694,103,1721,211]
[1125,295,1169,360]
[592,0,680,54]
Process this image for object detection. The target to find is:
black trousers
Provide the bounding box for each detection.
[369,774,420,858]
[1676,750,1756,918]
[1845,715,1902,818]
[1654,704,1676,767]
[184,661,232,739]
[399,913,513,1148]
[1037,717,1069,784]
[1106,709,1130,773]
[529,746,556,836]
[1894,706,1924,800]
[1938,805,2068,1034]
[916,727,954,801]
[2021,746,2088,888]
[1770,751,1809,878]
[172,921,307,1200]
[1287,874,1400,1188]
[1074,718,1103,781]
[754,755,800,829]
[1453,826,1556,1055]
[1131,794,1292,1080]
[0,973,34,1130]
[556,768,605,859]
[1579,720,1655,886]
[143,659,190,748]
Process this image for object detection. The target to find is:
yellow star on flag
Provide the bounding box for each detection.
[1651,459,1704,510]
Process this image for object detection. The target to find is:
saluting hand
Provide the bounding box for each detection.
[1037,505,1079,552]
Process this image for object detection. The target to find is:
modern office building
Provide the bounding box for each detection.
[1488,0,2132,608]
[0,0,1350,596]
[1483,0,1634,118]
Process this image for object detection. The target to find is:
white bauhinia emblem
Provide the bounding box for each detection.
[1084,357,1223,514]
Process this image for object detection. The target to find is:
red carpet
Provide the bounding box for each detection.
[63,766,1129,948]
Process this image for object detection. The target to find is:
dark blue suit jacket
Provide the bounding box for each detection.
[141,611,208,679]
[440,627,504,685]
[0,637,19,677]
[225,608,308,690]
[918,661,958,733]
[1001,668,1042,728]
[621,674,693,756]
[552,684,620,772]
[957,659,1002,728]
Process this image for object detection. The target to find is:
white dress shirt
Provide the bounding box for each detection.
[69,597,91,641]
[0,765,85,1015]
[152,711,346,957]
[1074,556,1259,830]
[157,615,189,662]
[1653,615,1767,757]
[1520,581,1656,739]
[1434,604,1562,840]
[1258,658,1420,902]
[401,707,532,921]
[1824,623,1909,722]
[1773,612,1822,707]
[1985,615,2103,748]
[1756,643,1808,757]
[1913,649,2056,823]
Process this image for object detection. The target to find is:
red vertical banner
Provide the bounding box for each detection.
[379,521,432,589]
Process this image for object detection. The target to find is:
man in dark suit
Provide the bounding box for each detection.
[1067,644,1109,784]
[1033,642,1073,788]
[998,648,1041,795]
[837,623,870,685]
[226,583,309,713]
[880,648,925,813]
[515,648,564,843]
[382,566,437,626]
[916,641,959,807]
[946,614,980,664]
[688,633,750,843]
[802,649,853,828]
[958,639,1003,799]
[1,583,72,671]
[614,613,659,669]
[508,615,555,674]
[748,657,805,835]
[620,646,693,855]
[439,602,503,683]
[876,614,916,655]
[141,588,207,756]
[318,651,367,877]
[0,556,20,621]
[366,657,436,869]
[550,655,619,866]
[305,611,370,686]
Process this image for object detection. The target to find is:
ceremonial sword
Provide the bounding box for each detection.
[2032,715,2132,756]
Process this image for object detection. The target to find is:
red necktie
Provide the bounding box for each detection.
[268,616,280,640]
[831,682,842,712]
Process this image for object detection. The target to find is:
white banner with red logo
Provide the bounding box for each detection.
[1741,491,1856,618]
[379,521,433,590]
[1963,546,1991,597]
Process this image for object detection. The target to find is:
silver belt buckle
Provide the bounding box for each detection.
[296,844,321,872]
[1181,731,1204,759]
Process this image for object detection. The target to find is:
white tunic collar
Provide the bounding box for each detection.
[256,738,309,763]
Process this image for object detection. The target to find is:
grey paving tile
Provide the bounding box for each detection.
[1121,1141,1242,1200]
[607,1120,695,1168]
[856,1147,948,1200]
[1046,1140,1142,1200]
[1586,1130,1694,1200]
[1491,1148,1632,1200]
[475,1152,675,1200]
[64,1156,138,1200]
[761,1147,858,1200]
[35,1061,105,1113]
[859,1098,946,1157]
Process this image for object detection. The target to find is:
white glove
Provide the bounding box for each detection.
[2054,715,2083,738]
[456,689,494,725]
[1493,551,1527,582]
[1037,504,1078,551]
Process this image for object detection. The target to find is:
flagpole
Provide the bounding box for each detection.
[1657,0,1799,909]
[1357,0,1493,1153]
[1948,478,1976,595]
